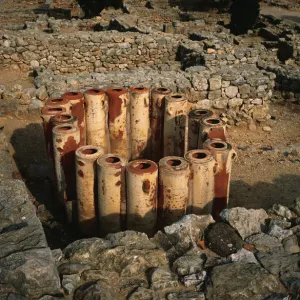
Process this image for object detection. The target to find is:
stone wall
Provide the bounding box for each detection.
[0,31,182,74]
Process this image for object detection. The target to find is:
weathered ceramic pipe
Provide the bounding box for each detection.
[203,139,236,219]
[84,88,109,153]
[150,87,171,162]
[97,154,127,235]
[106,88,130,160]
[45,97,71,113]
[129,86,150,160]
[158,156,189,227]
[198,117,227,148]
[52,124,81,206]
[185,149,218,215]
[164,93,188,157]
[126,159,158,236]
[188,109,213,151]
[76,145,104,236]
[51,114,78,128]
[62,92,86,145]
[41,106,66,158]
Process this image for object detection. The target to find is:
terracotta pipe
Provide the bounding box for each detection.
[62,92,86,145]
[51,114,78,128]
[106,87,130,160]
[163,93,188,157]
[158,156,189,227]
[185,149,218,215]
[150,87,171,162]
[97,154,127,235]
[198,117,227,148]
[84,88,109,153]
[203,139,236,219]
[188,109,213,151]
[129,86,150,160]
[126,159,158,236]
[41,106,66,158]
[45,97,71,113]
[76,145,104,236]
[52,124,81,207]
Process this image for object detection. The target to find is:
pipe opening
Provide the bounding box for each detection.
[133,162,152,170]
[81,148,98,155]
[113,88,123,92]
[156,88,168,92]
[92,89,101,93]
[192,152,207,159]
[195,110,209,116]
[59,126,73,132]
[166,159,182,166]
[56,115,72,121]
[135,87,145,91]
[50,98,63,103]
[206,118,220,125]
[211,142,226,149]
[171,94,183,99]
[48,107,63,112]
[70,92,79,96]
[106,156,121,163]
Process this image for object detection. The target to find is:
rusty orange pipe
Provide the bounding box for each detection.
[45,97,71,114]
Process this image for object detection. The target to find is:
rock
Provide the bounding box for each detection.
[248,119,257,131]
[181,271,206,289]
[268,219,291,230]
[283,235,300,254]
[252,105,269,121]
[280,271,300,295]
[36,86,48,101]
[164,214,214,256]
[263,126,272,132]
[228,248,258,264]
[172,254,204,276]
[106,231,156,250]
[128,287,159,300]
[81,270,119,284]
[256,249,300,275]
[268,225,293,241]
[28,99,43,115]
[74,280,119,300]
[30,60,40,68]
[2,91,20,101]
[0,248,61,298]
[19,92,31,105]
[205,222,243,257]
[150,267,180,291]
[245,233,282,252]
[209,77,222,91]
[206,263,285,299]
[51,249,63,263]
[62,274,80,295]
[166,291,205,300]
[58,262,92,275]
[228,97,243,108]
[264,295,291,300]
[290,198,300,217]
[225,86,238,98]
[11,84,23,92]
[220,207,268,240]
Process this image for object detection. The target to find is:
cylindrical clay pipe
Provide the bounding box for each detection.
[188,109,213,151]
[51,114,78,128]
[41,106,66,158]
[185,149,218,215]
[62,92,86,145]
[150,87,171,162]
[129,86,150,160]
[159,156,190,227]
[164,93,187,157]
[45,97,71,114]
[97,154,127,235]
[52,124,81,206]
[106,88,130,159]
[203,139,236,219]
[198,117,227,148]
[76,145,104,236]
[84,88,109,153]
[126,159,158,236]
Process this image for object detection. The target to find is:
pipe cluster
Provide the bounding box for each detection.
[41,87,236,236]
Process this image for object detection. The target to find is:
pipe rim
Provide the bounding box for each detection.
[185,149,214,164]
[53,124,78,134]
[159,156,189,171]
[129,86,149,94]
[152,87,171,95]
[84,88,106,96]
[166,93,186,102]
[127,159,158,174]
[45,97,69,106]
[203,139,229,152]
[201,117,223,127]
[189,109,213,119]
[76,145,104,160]
[106,87,128,95]
[97,154,126,168]
[41,106,66,115]
[62,91,84,101]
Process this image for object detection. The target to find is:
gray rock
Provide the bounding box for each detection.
[271,204,293,220]
[290,197,300,217]
[28,99,43,115]
[166,291,205,300]
[58,262,92,275]
[220,207,268,240]
[268,219,291,230]
[181,271,206,289]
[256,249,300,275]
[264,295,291,300]
[150,267,180,291]
[128,287,159,300]
[36,86,48,101]
[164,214,214,256]
[225,86,238,98]
[283,235,300,254]
[280,271,300,294]
[228,248,258,264]
[228,97,243,108]
[172,254,204,276]
[209,77,222,91]
[0,248,61,298]
[268,225,293,241]
[206,263,284,300]
[62,274,80,295]
[245,233,282,252]
[205,222,243,257]
[51,249,63,263]
[81,270,119,284]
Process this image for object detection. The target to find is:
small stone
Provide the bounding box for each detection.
[28,99,43,115]
[228,248,258,264]
[290,197,300,217]
[150,267,180,291]
[181,271,206,289]
[248,120,257,131]
[283,235,300,254]
[36,86,48,101]
[268,225,293,241]
[263,126,272,132]
[128,287,159,300]
[271,204,293,220]
[58,263,92,275]
[209,77,222,91]
[62,274,80,295]
[51,249,63,263]
[30,60,40,68]
[246,233,282,252]
[225,86,238,98]
[172,255,204,276]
